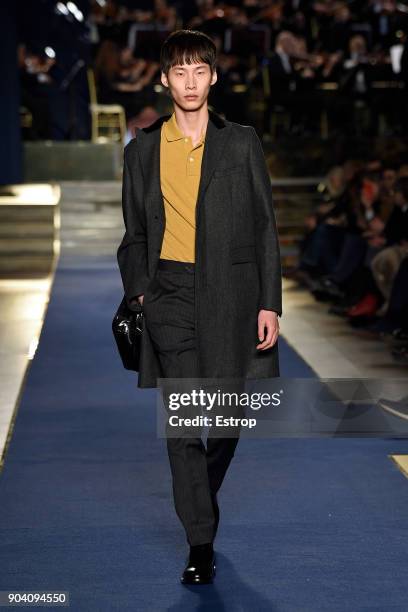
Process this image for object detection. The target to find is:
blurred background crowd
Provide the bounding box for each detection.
[290,158,408,361]
[11,0,408,362]
[18,0,408,141]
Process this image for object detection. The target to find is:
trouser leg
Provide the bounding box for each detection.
[205,379,245,496]
[164,381,242,544]
[206,437,240,496]
[330,233,367,285]
[144,266,239,545]
[165,421,215,545]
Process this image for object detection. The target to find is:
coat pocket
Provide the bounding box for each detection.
[230,244,257,264]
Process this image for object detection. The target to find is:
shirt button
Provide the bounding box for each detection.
[189,157,194,162]
[184,138,188,142]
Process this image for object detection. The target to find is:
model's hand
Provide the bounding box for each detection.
[256,310,279,350]
[131,295,144,306]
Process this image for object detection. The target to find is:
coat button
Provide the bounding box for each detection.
[154,215,158,219]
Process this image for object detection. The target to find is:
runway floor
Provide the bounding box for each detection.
[0,182,407,611]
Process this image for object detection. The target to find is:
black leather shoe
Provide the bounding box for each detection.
[181,543,216,585]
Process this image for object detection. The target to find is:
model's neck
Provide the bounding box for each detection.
[173,105,209,145]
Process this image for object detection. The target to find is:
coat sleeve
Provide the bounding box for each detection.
[248,127,283,317]
[117,136,150,305]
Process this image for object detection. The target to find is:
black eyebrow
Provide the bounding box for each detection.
[173,65,207,70]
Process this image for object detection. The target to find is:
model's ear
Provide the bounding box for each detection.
[211,70,218,86]
[160,71,168,88]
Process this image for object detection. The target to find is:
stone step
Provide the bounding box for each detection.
[0,223,55,239]
[0,238,55,255]
[0,254,55,276]
[0,207,56,224]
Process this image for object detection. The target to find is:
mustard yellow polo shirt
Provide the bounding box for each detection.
[159,111,206,262]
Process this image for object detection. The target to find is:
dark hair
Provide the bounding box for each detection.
[394,177,408,201]
[160,29,217,76]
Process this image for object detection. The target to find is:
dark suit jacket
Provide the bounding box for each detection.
[117,109,282,388]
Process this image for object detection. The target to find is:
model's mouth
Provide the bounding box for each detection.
[185,95,198,99]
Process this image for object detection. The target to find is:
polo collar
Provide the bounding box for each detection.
[164,111,206,144]
[164,111,184,141]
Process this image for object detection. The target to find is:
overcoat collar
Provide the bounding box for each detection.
[138,109,232,216]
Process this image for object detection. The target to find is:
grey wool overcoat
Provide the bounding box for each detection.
[117,109,283,388]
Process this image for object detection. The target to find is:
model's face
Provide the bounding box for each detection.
[161,61,217,111]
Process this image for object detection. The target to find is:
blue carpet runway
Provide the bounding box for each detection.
[0,253,407,611]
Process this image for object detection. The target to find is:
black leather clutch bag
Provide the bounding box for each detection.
[112,295,143,371]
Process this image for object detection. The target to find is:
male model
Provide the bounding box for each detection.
[117,29,282,584]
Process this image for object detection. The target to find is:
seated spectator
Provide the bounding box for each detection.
[262,31,324,133]
[361,244,408,339]
[266,30,299,98]
[94,40,159,122]
[293,164,408,334]
[297,165,350,279]
[296,170,389,314]
[370,177,408,315]
[299,170,382,276]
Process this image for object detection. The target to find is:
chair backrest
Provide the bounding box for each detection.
[87,68,98,106]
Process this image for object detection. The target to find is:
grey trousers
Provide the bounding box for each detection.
[143,258,242,545]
